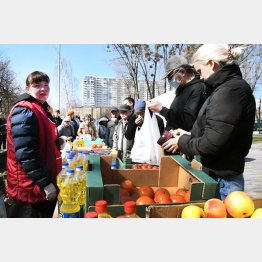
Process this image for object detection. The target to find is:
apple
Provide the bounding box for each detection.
[251,208,262,218]
[224,191,255,218]
[181,205,205,218]
[204,198,227,218]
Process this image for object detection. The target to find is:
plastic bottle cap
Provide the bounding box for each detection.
[66,169,75,174]
[95,200,108,213]
[62,162,69,167]
[124,201,137,214]
[76,165,83,170]
[84,212,98,218]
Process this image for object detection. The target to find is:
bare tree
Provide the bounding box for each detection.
[51,54,80,113]
[108,44,180,99]
[0,57,20,114]
[238,44,262,93]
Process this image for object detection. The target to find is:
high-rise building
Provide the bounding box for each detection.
[82,75,167,107]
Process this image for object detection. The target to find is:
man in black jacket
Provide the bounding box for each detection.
[125,98,165,141]
[148,55,207,132]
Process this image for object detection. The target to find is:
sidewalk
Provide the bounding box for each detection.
[244,142,262,199]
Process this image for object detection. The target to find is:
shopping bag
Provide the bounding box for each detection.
[130,106,163,165]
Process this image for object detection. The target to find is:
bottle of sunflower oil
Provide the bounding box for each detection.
[59,168,81,218]
[75,165,86,218]
[76,150,83,166]
[57,162,69,217]
[62,150,71,164]
[82,152,89,172]
[67,154,77,171]
[95,200,112,218]
[123,201,140,218]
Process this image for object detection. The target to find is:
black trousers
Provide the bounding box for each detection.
[6,198,57,218]
[0,134,6,150]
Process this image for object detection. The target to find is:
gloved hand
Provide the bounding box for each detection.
[44,183,57,201]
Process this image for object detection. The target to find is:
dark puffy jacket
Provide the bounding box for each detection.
[6,94,62,203]
[178,64,256,178]
[105,117,121,148]
[160,77,207,131]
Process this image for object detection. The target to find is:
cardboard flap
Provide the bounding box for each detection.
[191,159,202,170]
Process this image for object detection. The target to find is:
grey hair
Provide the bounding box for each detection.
[191,44,246,66]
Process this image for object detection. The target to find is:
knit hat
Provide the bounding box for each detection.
[63,116,71,122]
[161,55,188,79]
[99,117,109,124]
[111,107,119,112]
[134,99,146,112]
[67,110,74,116]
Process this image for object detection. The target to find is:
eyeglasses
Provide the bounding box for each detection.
[120,111,128,114]
[64,121,70,123]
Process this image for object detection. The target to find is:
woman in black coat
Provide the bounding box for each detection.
[162,44,256,200]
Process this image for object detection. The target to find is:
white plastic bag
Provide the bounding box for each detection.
[130,106,163,165]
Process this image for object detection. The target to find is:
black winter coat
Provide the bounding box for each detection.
[160,77,207,131]
[178,64,256,178]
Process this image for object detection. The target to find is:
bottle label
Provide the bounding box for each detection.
[61,212,80,218]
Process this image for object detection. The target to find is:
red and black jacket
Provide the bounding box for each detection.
[6,94,62,203]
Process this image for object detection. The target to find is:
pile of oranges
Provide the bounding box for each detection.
[120,179,190,205]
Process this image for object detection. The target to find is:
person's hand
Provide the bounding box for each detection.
[170,128,191,137]
[135,115,143,126]
[44,183,57,201]
[147,100,163,113]
[162,136,180,154]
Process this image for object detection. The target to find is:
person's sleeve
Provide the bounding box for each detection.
[10,106,52,188]
[178,88,242,160]
[156,115,165,135]
[125,114,138,140]
[160,87,203,131]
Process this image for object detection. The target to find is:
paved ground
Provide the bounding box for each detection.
[244,142,262,199]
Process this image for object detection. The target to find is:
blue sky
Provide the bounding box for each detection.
[0,44,117,108]
[0,44,116,82]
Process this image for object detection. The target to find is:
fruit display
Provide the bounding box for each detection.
[179,191,260,218]
[120,179,190,205]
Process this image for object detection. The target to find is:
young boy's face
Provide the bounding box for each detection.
[27,81,50,104]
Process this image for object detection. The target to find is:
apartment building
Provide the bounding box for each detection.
[82,75,167,107]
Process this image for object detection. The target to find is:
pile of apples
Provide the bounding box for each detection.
[181,191,262,218]
[120,179,190,205]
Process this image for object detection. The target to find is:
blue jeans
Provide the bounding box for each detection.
[211,174,244,200]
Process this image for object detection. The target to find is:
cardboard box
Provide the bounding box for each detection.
[86,154,218,217]
[146,198,262,218]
